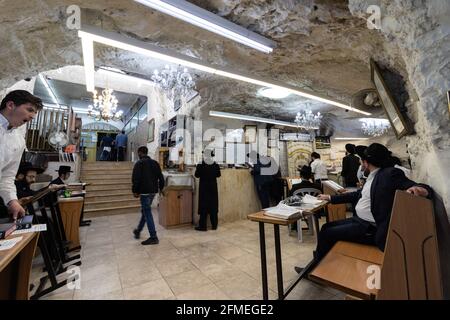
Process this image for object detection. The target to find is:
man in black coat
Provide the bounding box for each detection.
[341,144,361,187]
[50,165,72,186]
[132,146,164,245]
[296,143,432,272]
[194,150,221,231]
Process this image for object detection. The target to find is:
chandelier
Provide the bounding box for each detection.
[294,107,322,130]
[151,65,195,100]
[360,118,390,137]
[88,88,123,122]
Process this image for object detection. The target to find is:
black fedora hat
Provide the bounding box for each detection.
[56,165,73,174]
[362,143,391,168]
[17,161,44,175]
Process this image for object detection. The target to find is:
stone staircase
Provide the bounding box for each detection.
[81,162,141,218]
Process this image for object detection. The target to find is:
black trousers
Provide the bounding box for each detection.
[198,210,218,229]
[315,217,377,261]
[118,147,126,161]
[256,183,271,209]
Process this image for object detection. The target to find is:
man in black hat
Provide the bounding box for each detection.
[295,143,432,273]
[15,162,62,199]
[50,165,73,186]
[341,143,360,187]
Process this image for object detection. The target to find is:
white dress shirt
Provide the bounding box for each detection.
[0,113,26,205]
[310,159,328,180]
[355,168,380,224]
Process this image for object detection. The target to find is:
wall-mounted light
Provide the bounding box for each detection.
[209,110,310,129]
[134,0,276,53]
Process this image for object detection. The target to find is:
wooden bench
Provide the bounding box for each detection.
[309,190,449,300]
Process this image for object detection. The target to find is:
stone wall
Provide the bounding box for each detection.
[349,0,450,215]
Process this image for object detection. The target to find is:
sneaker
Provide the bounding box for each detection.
[195,226,207,231]
[141,237,159,245]
[133,229,140,239]
[294,266,304,274]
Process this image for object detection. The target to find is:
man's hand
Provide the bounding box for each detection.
[407,186,429,197]
[337,188,348,194]
[133,193,140,198]
[18,196,33,206]
[317,194,331,201]
[7,199,25,220]
[49,184,65,192]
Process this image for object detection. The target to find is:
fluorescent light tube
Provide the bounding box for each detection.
[134,0,276,53]
[78,25,371,115]
[209,110,315,129]
[81,36,95,92]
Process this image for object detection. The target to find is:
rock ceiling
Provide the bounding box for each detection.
[0,0,406,136]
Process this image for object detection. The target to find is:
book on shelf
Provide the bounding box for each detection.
[263,203,302,220]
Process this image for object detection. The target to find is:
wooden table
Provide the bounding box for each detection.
[58,197,84,251]
[247,201,328,300]
[0,232,39,300]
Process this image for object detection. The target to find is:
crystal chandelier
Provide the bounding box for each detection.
[88,88,123,122]
[294,106,322,130]
[151,65,195,100]
[360,118,390,137]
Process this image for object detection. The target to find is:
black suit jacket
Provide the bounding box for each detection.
[341,154,360,186]
[132,156,165,194]
[330,167,433,251]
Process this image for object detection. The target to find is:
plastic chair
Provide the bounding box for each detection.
[291,187,322,242]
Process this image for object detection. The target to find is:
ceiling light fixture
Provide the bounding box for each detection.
[209,110,312,129]
[134,0,276,53]
[359,118,390,137]
[78,25,371,115]
[257,87,291,99]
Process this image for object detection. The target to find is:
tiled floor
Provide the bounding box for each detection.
[30,209,345,300]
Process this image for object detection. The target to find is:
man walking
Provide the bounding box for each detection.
[115,130,128,161]
[0,90,43,219]
[132,146,164,245]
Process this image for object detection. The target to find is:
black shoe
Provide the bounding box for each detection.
[294,266,304,274]
[141,237,159,245]
[211,226,217,230]
[195,226,207,231]
[133,229,140,239]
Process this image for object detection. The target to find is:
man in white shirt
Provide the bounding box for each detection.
[0,90,43,220]
[295,143,432,273]
[310,152,328,183]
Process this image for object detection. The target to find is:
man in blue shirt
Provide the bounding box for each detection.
[100,134,114,161]
[115,130,128,161]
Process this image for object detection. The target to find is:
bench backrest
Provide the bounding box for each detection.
[378,190,444,299]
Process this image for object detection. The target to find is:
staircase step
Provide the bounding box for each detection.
[84,204,141,218]
[85,190,133,197]
[81,173,131,180]
[82,162,134,170]
[86,184,132,192]
[83,178,131,185]
[81,169,132,176]
[85,194,135,202]
[85,199,140,210]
